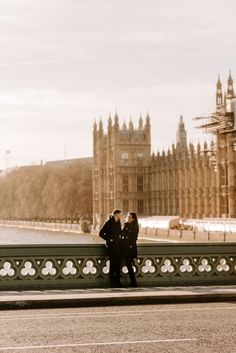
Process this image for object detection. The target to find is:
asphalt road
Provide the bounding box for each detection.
[0,302,235,353]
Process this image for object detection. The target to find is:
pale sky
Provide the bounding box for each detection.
[0,0,235,169]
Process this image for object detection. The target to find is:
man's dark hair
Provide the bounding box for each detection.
[112,209,122,215]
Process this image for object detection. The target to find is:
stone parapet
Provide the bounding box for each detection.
[0,243,236,290]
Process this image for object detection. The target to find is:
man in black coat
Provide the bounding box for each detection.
[99,209,122,287]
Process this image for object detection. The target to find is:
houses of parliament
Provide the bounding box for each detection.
[93,73,236,227]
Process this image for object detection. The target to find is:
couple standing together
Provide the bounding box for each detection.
[99,209,139,288]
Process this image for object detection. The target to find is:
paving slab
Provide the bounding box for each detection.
[0,285,236,310]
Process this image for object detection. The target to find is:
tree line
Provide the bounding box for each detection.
[0,163,93,221]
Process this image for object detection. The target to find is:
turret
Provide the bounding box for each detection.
[176,115,187,152]
[203,141,208,162]
[197,142,201,157]
[93,120,97,133]
[122,121,127,130]
[98,118,103,136]
[171,143,175,153]
[139,114,143,129]
[227,70,234,97]
[93,120,98,151]
[145,112,150,129]
[108,113,112,126]
[129,119,134,131]
[216,75,223,108]
[226,71,234,113]
[188,143,194,164]
[145,112,151,145]
[189,142,194,156]
[184,143,189,161]
[114,112,119,131]
[108,114,112,135]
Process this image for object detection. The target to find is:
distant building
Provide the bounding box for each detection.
[45,157,93,169]
[93,72,236,227]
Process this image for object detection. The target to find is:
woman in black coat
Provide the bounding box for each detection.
[121,212,139,287]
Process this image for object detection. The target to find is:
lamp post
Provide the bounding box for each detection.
[5,150,11,171]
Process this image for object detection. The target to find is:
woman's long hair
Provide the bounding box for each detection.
[128,212,139,233]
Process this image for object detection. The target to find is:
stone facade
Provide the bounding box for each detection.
[93,114,151,226]
[93,73,236,227]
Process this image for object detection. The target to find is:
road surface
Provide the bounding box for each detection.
[0,302,235,352]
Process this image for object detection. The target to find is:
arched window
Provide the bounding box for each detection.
[137,199,144,214]
[137,175,144,192]
[122,175,129,192]
[123,200,129,212]
[121,151,128,164]
[137,152,143,160]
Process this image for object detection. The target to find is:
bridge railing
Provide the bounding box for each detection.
[0,243,236,290]
[0,219,82,233]
[139,227,236,242]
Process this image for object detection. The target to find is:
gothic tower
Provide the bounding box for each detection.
[226,70,234,113]
[176,115,187,153]
[227,70,234,97]
[198,73,236,218]
[217,72,236,217]
[216,75,223,110]
[93,113,151,227]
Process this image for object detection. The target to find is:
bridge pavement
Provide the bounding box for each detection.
[0,286,236,310]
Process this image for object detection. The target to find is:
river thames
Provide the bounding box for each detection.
[0,226,155,245]
[0,226,102,245]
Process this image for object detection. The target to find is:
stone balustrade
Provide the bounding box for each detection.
[0,219,82,233]
[1,220,236,242]
[0,243,236,290]
[139,227,236,242]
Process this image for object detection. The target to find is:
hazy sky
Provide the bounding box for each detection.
[0,0,235,169]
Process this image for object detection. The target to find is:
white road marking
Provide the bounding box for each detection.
[0,338,197,351]
[0,313,144,321]
[0,306,235,321]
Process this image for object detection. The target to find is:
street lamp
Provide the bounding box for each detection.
[5,150,11,171]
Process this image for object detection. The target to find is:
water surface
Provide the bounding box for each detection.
[0,226,101,245]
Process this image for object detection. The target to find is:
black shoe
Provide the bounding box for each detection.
[130,282,137,287]
[116,282,124,288]
[110,282,123,288]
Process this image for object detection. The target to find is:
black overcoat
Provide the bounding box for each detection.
[121,222,139,259]
[99,215,122,249]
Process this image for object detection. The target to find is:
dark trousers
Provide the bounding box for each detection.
[107,245,121,286]
[124,257,137,286]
